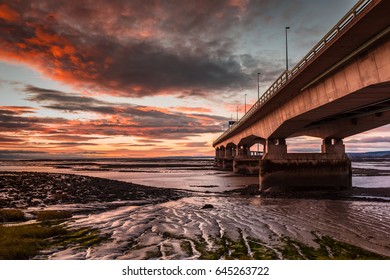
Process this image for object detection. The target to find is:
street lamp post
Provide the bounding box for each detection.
[285,26,290,72]
[257,72,260,100]
[244,93,247,114]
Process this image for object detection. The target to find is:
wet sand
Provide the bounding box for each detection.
[52,196,390,260]
[1,171,390,259]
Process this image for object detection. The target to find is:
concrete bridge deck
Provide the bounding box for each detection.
[212,0,390,192]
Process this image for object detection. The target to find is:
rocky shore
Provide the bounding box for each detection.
[0,171,188,209]
[1,170,389,211]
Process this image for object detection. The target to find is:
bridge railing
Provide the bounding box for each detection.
[213,0,373,146]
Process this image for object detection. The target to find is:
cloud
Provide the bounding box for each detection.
[22,86,228,141]
[0,106,36,115]
[41,134,104,142]
[1,85,228,142]
[0,135,21,143]
[346,137,390,144]
[0,1,262,99]
[182,141,210,148]
[171,107,212,113]
[0,104,67,133]
[0,135,25,143]
[0,0,362,102]
[0,149,48,159]
[0,3,20,22]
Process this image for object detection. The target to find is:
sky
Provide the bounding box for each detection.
[0,0,389,159]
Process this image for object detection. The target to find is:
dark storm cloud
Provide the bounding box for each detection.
[0,0,260,98]
[0,0,360,99]
[24,85,118,114]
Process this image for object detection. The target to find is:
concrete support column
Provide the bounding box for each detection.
[236,145,250,156]
[226,147,233,158]
[334,139,345,154]
[260,137,351,192]
[244,146,250,156]
[321,138,332,153]
[321,138,345,154]
[220,147,226,158]
[214,148,224,168]
[233,144,258,174]
[264,138,287,155]
[237,146,244,156]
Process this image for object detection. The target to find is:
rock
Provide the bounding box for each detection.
[240,184,259,195]
[201,204,214,209]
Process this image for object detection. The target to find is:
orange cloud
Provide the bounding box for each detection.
[0,20,98,90]
[0,1,252,99]
[0,106,36,114]
[0,4,20,22]
[172,107,212,113]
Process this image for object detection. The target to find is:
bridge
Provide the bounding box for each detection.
[212,0,390,192]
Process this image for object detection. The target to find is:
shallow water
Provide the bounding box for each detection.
[1,159,388,191]
[47,195,390,260]
[353,162,390,171]
[0,160,258,192]
[352,176,390,188]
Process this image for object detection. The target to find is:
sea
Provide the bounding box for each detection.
[0,157,257,193]
[0,157,389,192]
[1,157,390,259]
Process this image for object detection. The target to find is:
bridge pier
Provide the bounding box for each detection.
[259,138,352,192]
[214,146,235,170]
[223,158,234,170]
[233,156,260,174]
[232,145,261,174]
[214,147,223,168]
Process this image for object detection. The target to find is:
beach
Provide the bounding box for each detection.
[0,157,390,260]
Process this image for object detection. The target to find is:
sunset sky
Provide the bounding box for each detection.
[1,0,389,159]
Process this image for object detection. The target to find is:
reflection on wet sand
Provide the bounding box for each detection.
[47,196,390,260]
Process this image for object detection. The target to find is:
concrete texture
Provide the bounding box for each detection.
[259,153,352,192]
[233,157,260,175]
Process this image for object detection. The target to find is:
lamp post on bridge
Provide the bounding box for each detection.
[244,93,247,114]
[285,26,290,72]
[257,72,260,100]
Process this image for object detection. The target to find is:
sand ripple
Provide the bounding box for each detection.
[48,196,390,259]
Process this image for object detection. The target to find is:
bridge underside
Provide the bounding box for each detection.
[274,82,390,139]
[213,27,390,192]
[214,83,390,192]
